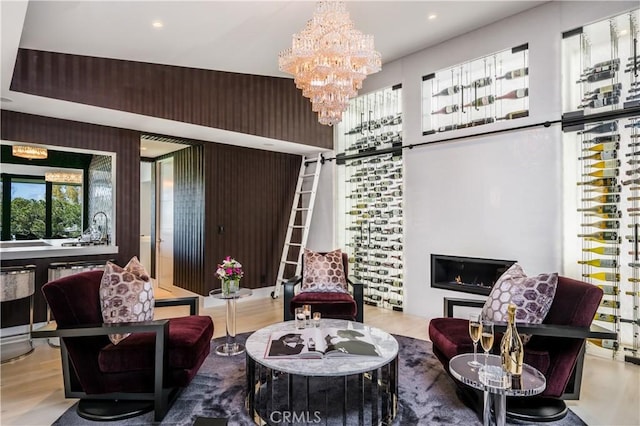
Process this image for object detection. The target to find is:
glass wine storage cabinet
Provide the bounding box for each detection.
[335,85,404,311]
[562,7,640,364]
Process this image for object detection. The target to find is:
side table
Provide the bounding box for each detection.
[449,353,546,426]
[209,288,252,356]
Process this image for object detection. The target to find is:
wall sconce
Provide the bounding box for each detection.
[45,171,83,184]
[12,145,48,160]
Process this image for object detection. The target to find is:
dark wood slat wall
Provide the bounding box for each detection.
[204,144,300,294]
[11,48,333,149]
[0,110,140,326]
[173,145,206,295]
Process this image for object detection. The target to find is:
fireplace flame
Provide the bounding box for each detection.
[454,275,462,284]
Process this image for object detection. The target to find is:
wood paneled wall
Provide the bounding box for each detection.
[11,49,333,149]
[0,110,140,326]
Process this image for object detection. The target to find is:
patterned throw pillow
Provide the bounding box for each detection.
[99,257,154,345]
[481,263,558,331]
[300,248,349,293]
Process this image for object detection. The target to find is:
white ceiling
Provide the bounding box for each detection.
[1,0,547,156]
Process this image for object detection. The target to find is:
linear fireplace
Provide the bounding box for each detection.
[430,254,516,296]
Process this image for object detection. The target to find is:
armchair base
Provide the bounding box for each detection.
[505,396,568,423]
[77,399,154,421]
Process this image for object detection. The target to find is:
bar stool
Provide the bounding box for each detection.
[1,265,36,363]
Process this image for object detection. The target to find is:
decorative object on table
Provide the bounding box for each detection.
[468,313,482,367]
[500,303,524,377]
[278,1,381,126]
[99,256,154,344]
[216,256,243,296]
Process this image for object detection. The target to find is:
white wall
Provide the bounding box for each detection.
[306,156,336,252]
[311,1,637,320]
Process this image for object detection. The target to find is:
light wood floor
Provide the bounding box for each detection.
[1,289,638,425]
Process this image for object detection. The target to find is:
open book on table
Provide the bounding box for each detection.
[264,327,382,359]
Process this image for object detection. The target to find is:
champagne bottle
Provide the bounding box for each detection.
[433,85,461,96]
[582,272,620,281]
[496,88,528,100]
[578,150,617,161]
[585,159,620,169]
[580,220,619,229]
[576,178,617,187]
[582,169,618,178]
[581,194,620,203]
[577,258,618,268]
[464,95,495,108]
[497,67,528,80]
[576,204,617,214]
[578,122,618,134]
[500,304,524,376]
[582,142,619,152]
[577,231,618,242]
[432,104,459,115]
[583,135,620,145]
[582,246,619,256]
[496,110,529,120]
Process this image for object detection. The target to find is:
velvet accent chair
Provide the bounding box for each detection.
[34,270,213,422]
[428,276,616,422]
[283,252,364,322]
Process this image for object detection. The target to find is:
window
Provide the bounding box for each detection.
[1,174,83,240]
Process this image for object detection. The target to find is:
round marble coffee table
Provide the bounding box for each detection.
[245,319,399,425]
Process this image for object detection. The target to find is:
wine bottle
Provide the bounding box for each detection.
[581,194,620,203]
[585,159,620,169]
[628,262,640,268]
[497,67,528,80]
[584,83,623,96]
[583,135,620,145]
[583,272,620,281]
[433,85,461,96]
[577,231,618,240]
[597,284,619,295]
[580,220,619,229]
[578,96,620,109]
[464,95,495,108]
[583,185,621,194]
[576,69,616,83]
[346,210,363,215]
[583,211,622,219]
[496,110,529,120]
[594,313,618,323]
[600,299,620,309]
[578,150,617,161]
[582,246,619,256]
[583,58,620,73]
[582,90,621,103]
[622,178,640,185]
[347,177,363,183]
[577,258,618,268]
[576,178,617,187]
[432,104,459,115]
[582,142,619,152]
[578,122,618,134]
[500,304,524,376]
[465,76,492,88]
[496,88,528,100]
[581,62,620,78]
[587,339,619,350]
[582,169,618,178]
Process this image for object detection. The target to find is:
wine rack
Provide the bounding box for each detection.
[564,7,640,363]
[336,86,404,311]
[421,44,529,136]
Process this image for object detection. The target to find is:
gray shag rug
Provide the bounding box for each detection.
[53,333,585,425]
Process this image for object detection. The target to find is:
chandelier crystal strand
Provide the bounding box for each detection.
[279,1,381,126]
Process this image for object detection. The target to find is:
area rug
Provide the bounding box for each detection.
[53,333,585,425]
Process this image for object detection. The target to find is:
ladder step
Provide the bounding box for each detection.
[301,174,315,178]
[286,243,302,247]
[283,261,298,265]
[298,190,314,194]
[294,208,310,211]
[290,225,306,229]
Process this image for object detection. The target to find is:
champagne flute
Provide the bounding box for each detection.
[480,320,494,366]
[468,313,482,367]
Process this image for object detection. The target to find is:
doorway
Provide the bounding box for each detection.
[156,158,174,292]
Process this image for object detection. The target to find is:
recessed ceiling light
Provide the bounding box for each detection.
[152,20,164,29]
[141,146,148,151]
[428,14,437,20]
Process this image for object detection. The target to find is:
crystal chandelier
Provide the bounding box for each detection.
[45,171,83,184]
[279,1,381,126]
[12,145,48,160]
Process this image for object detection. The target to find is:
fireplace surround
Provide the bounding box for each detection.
[430,254,517,296]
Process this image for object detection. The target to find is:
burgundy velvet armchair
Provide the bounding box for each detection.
[34,270,213,422]
[428,276,616,422]
[283,252,364,322]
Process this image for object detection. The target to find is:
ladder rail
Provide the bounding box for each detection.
[272,153,323,298]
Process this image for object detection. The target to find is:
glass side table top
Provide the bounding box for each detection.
[209,287,252,300]
[449,353,546,396]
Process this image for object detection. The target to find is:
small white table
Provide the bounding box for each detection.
[449,353,546,426]
[245,319,399,425]
[209,287,252,356]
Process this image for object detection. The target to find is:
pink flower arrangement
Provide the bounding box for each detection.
[215,256,243,281]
